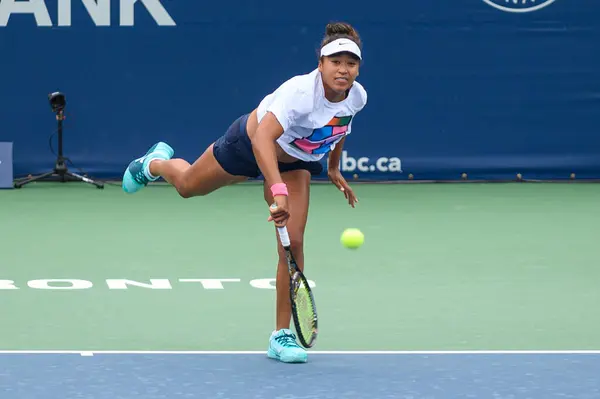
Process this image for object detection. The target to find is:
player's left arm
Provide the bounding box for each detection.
[328,136,358,208]
[328,86,366,208]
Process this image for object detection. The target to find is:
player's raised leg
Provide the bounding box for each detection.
[122,142,247,197]
[264,169,311,363]
[155,143,249,197]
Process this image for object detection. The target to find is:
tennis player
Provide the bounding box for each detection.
[122,22,367,363]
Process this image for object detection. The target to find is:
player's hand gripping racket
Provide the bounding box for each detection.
[275,222,319,348]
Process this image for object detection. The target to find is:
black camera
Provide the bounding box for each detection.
[48,92,66,113]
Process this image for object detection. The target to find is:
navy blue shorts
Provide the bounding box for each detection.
[212,113,323,179]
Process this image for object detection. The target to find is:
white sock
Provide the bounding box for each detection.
[145,159,158,180]
[144,152,169,181]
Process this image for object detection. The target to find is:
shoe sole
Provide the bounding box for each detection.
[267,348,307,363]
[150,142,174,158]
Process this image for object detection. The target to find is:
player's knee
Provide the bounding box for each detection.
[290,237,303,253]
[176,181,207,198]
[176,183,194,198]
[278,235,303,260]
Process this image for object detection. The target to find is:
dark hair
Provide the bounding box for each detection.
[319,22,362,59]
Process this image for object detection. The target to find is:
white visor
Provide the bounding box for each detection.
[320,38,362,60]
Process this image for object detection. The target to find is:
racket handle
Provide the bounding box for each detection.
[271,202,291,247]
[277,226,291,248]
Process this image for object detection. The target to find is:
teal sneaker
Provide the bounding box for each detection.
[122,142,174,194]
[267,329,308,363]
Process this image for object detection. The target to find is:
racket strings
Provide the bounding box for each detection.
[295,281,317,335]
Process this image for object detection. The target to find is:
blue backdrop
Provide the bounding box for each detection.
[1,0,599,181]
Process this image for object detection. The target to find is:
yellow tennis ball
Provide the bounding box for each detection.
[341,228,364,249]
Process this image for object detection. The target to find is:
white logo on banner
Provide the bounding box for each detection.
[328,151,402,173]
[482,0,556,13]
[0,0,176,27]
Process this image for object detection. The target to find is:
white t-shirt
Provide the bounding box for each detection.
[256,68,368,162]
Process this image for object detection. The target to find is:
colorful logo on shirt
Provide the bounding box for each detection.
[291,116,353,155]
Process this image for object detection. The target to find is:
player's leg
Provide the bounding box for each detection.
[122,142,247,197]
[122,114,253,196]
[264,168,311,363]
[149,143,247,197]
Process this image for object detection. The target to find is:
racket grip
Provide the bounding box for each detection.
[277,226,291,248]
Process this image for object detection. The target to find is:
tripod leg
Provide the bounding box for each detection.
[13,171,56,188]
[66,171,104,189]
[16,107,105,189]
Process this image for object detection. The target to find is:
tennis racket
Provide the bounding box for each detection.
[276,225,319,348]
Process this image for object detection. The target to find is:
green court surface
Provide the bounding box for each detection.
[2,182,600,352]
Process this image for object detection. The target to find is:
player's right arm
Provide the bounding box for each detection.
[251,86,312,226]
[252,112,285,189]
[251,113,290,226]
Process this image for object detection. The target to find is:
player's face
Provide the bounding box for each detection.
[319,53,360,96]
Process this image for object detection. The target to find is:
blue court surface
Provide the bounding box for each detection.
[2,351,600,398]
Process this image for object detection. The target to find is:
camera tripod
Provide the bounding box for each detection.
[14,109,104,189]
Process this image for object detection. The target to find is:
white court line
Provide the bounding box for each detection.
[0,350,600,356]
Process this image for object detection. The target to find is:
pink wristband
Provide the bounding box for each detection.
[270,183,288,197]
